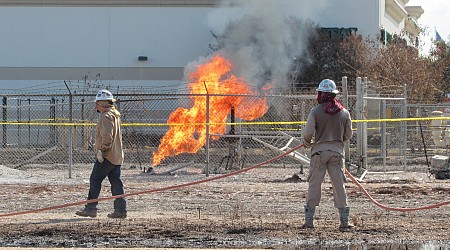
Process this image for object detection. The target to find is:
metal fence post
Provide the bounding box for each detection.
[28,99,31,148]
[342,76,350,169]
[50,97,56,146]
[356,77,367,173]
[362,77,368,171]
[17,99,21,147]
[81,98,89,150]
[205,92,210,177]
[402,85,408,169]
[381,99,387,171]
[301,100,306,132]
[2,96,7,148]
[68,94,73,179]
[65,82,73,179]
[356,77,362,172]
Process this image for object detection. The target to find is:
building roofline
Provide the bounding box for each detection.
[0,0,217,7]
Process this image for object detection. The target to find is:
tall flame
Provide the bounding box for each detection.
[152,54,269,166]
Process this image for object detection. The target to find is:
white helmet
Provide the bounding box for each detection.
[95,89,116,102]
[316,79,339,94]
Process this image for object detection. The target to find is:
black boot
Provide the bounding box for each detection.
[107,210,127,218]
[75,208,97,218]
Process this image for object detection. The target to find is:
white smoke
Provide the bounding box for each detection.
[206,0,331,91]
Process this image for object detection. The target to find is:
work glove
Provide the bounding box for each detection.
[97,150,104,163]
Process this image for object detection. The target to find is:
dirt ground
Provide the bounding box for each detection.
[0,162,449,249]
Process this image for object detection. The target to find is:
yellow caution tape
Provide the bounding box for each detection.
[0,116,449,127]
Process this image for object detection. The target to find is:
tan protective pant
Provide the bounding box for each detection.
[306,150,348,209]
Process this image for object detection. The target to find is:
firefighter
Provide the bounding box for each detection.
[302,79,354,230]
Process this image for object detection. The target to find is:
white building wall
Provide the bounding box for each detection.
[318,0,381,39]
[0,1,421,89]
[0,6,214,83]
[381,0,407,36]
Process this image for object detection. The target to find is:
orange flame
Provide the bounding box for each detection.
[152,54,270,166]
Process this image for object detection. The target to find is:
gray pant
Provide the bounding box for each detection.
[306,150,348,209]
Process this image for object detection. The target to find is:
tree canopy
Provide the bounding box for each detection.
[292,26,450,103]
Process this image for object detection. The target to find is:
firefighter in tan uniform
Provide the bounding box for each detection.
[302,79,353,230]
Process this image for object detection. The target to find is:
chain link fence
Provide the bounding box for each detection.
[1,82,445,177]
[361,80,450,174]
[0,92,322,173]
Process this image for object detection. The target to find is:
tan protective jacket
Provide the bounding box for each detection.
[95,108,124,165]
[303,104,352,155]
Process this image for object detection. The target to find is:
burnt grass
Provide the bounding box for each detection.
[0,165,449,249]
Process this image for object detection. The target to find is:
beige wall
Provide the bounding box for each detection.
[0,0,216,6]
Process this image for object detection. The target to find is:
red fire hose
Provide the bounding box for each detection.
[343,167,450,211]
[0,143,449,218]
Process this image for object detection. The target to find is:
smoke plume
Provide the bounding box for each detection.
[203,0,330,91]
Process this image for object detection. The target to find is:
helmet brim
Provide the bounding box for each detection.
[96,98,116,102]
[316,89,340,94]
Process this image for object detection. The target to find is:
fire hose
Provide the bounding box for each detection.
[343,167,450,211]
[1,143,450,218]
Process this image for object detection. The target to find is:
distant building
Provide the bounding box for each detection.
[318,0,423,46]
[0,0,423,89]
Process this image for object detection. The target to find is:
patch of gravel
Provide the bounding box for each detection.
[0,165,38,184]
